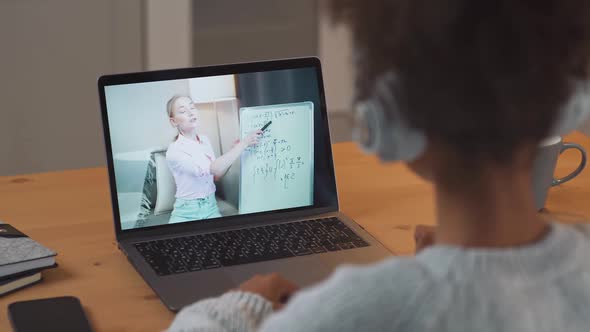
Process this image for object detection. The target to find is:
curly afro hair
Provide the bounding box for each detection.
[329,0,590,163]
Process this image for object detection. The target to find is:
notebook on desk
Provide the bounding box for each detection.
[0,224,56,279]
[97,57,392,311]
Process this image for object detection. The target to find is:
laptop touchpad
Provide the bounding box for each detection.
[226,258,331,289]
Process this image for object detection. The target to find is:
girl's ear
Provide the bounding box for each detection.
[169,117,178,127]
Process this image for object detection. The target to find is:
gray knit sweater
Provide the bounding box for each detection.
[167,223,590,331]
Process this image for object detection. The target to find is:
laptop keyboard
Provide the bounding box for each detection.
[133,217,369,276]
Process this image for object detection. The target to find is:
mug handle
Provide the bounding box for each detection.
[552,142,587,186]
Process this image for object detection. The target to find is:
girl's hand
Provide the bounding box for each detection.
[237,273,299,310]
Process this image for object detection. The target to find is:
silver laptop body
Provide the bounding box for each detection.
[98,57,391,311]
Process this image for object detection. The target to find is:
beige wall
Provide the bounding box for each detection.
[319,3,355,113]
[189,75,236,102]
[192,0,317,66]
[0,1,323,176]
[145,0,193,70]
[0,0,143,176]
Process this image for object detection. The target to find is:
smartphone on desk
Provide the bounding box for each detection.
[8,296,93,332]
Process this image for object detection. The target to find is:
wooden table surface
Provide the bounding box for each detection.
[1,132,589,331]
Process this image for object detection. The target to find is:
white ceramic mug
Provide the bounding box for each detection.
[532,136,587,210]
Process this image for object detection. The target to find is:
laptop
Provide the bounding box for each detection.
[97,57,391,311]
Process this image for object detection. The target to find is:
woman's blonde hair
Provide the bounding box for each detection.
[166,94,190,118]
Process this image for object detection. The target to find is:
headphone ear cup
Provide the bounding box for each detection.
[386,110,427,162]
[352,99,386,155]
[551,81,590,136]
[353,73,427,162]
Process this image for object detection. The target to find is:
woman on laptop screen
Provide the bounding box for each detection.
[165,95,261,223]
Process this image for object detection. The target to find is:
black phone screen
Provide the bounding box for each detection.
[8,296,93,332]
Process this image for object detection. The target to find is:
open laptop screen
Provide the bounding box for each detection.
[100,62,337,231]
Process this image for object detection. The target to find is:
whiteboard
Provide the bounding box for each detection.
[239,102,314,214]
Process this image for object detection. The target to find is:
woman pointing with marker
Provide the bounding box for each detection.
[165,95,262,223]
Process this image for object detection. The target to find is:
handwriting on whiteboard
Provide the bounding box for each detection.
[243,110,305,189]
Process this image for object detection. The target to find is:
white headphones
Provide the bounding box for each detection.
[353,73,590,162]
[551,80,590,137]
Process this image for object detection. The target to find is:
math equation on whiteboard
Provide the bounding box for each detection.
[244,110,307,189]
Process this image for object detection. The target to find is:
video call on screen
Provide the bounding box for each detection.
[104,68,321,230]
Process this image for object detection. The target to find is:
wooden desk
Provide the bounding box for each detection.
[1,132,589,331]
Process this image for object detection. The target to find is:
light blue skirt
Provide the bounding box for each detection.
[168,194,222,224]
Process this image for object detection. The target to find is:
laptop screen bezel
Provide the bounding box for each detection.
[97,57,339,242]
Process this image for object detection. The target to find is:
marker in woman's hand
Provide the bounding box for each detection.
[261,121,272,132]
[242,129,263,148]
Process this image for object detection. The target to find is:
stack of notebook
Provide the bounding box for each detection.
[0,223,57,296]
